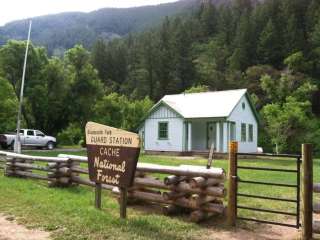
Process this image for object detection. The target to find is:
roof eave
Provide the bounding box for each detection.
[245,92,261,125]
[184,116,227,121]
[136,100,184,131]
[226,90,260,125]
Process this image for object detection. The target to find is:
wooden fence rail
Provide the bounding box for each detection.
[0,151,226,223]
[0,151,69,162]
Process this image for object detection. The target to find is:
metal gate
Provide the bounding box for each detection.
[235,153,301,228]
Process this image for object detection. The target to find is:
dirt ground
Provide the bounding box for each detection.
[0,214,50,240]
[131,204,301,240]
[204,224,300,240]
[0,213,309,240]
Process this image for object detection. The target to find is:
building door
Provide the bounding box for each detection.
[207,122,217,150]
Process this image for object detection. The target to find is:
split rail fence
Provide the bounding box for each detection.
[1,143,318,234]
[0,151,226,223]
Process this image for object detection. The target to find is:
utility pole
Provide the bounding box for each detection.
[14,20,32,153]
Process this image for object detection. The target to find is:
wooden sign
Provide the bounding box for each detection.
[85,122,140,218]
[85,122,140,188]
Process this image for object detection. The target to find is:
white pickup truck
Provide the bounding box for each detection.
[0,129,56,150]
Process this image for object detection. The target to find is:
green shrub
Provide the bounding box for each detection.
[57,123,83,146]
[0,77,19,133]
[78,139,86,147]
[93,93,153,132]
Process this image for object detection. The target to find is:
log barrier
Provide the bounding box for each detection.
[0,151,226,223]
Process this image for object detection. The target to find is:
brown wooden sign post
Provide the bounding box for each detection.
[95,183,102,209]
[85,122,140,218]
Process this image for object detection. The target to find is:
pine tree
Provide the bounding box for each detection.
[142,32,158,100]
[306,0,320,33]
[92,39,109,82]
[199,1,218,37]
[156,17,174,98]
[120,36,142,97]
[229,13,253,71]
[284,14,305,55]
[172,19,195,92]
[216,6,233,45]
[310,19,320,77]
[257,19,282,66]
[280,0,308,55]
[311,19,320,47]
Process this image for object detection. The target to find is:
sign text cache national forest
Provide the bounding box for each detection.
[85,122,140,188]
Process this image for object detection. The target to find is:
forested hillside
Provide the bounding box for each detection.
[0,0,202,54]
[0,0,320,153]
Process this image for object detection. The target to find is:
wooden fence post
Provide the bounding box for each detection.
[227,141,238,226]
[302,144,313,240]
[95,183,102,209]
[120,187,128,219]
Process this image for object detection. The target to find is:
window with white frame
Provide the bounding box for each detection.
[158,122,168,140]
[241,123,246,142]
[248,124,253,142]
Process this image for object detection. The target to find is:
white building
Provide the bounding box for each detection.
[138,89,259,154]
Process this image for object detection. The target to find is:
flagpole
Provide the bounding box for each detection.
[14,19,32,153]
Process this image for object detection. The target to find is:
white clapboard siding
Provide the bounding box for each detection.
[144,105,184,152]
[149,105,180,119]
[228,95,258,153]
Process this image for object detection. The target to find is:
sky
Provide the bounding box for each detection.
[0,0,179,26]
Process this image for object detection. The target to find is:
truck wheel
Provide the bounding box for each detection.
[9,141,14,150]
[47,141,54,150]
[1,144,8,150]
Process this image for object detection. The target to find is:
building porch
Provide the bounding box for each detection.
[182,119,236,154]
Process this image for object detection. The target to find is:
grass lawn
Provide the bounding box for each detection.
[0,150,319,239]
